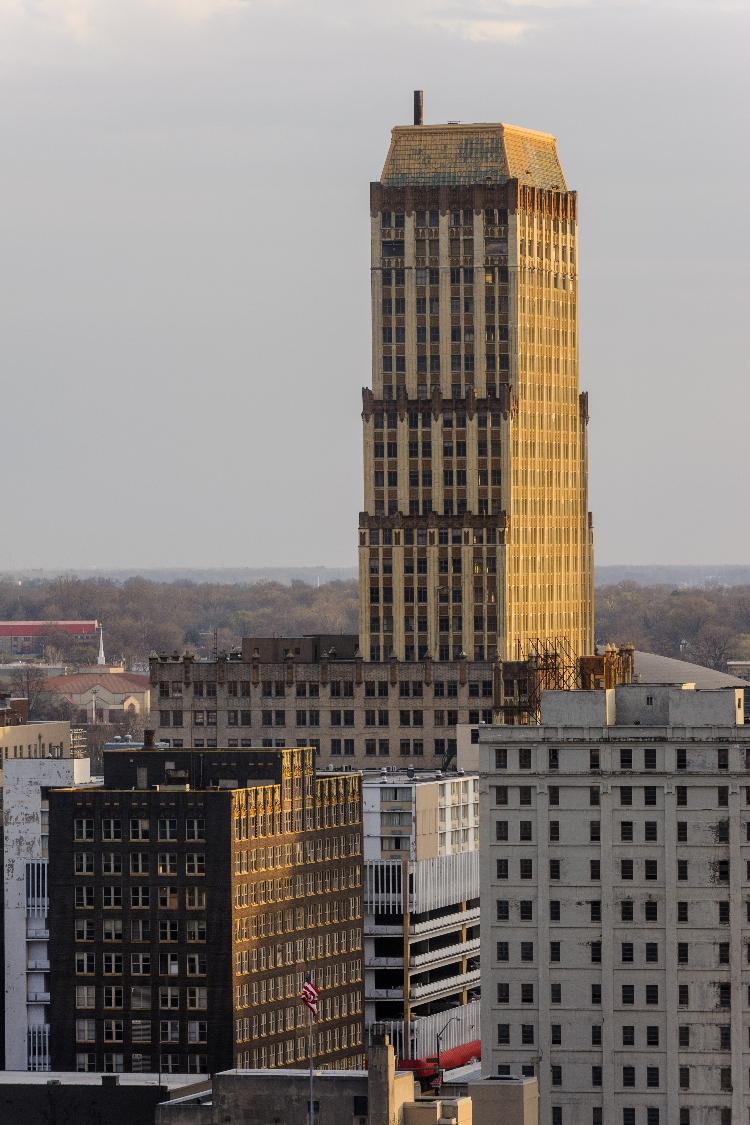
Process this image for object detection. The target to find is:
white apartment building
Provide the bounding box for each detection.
[479,683,750,1125]
[3,755,96,1069]
[362,768,480,1062]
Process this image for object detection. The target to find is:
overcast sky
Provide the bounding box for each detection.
[1,0,748,570]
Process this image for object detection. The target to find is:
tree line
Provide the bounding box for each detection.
[0,575,748,672]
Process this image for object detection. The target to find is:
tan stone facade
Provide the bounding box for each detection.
[150,650,498,770]
[359,119,593,666]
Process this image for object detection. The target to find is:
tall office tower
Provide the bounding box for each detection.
[47,746,365,1074]
[359,95,594,666]
[479,683,750,1125]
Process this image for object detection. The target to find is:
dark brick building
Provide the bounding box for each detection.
[48,746,364,1074]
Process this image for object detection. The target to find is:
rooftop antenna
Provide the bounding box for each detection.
[413,89,423,126]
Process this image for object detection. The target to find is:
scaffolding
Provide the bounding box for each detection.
[497,640,634,724]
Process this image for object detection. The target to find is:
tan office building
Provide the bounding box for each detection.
[359,96,594,666]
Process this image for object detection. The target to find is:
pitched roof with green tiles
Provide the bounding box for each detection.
[380,123,567,191]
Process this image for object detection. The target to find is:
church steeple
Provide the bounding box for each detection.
[97,624,106,666]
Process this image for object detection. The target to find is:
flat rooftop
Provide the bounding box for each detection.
[362,768,477,786]
[0,1071,208,1088]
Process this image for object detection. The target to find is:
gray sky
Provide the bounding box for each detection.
[1,0,748,570]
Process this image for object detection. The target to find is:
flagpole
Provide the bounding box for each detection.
[308,1003,314,1125]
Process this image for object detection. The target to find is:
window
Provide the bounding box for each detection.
[646,984,659,1004]
[621,859,633,880]
[622,1026,634,1046]
[549,820,560,842]
[519,820,532,841]
[590,860,600,880]
[646,1025,659,1046]
[549,859,560,880]
[644,901,658,922]
[622,1067,635,1088]
[677,860,688,881]
[521,1025,534,1045]
[497,1024,510,1045]
[592,1066,602,1088]
[646,942,658,963]
[590,821,600,842]
[521,983,534,1003]
[676,786,687,806]
[621,942,633,963]
[679,1067,689,1090]
[551,1066,562,1087]
[520,859,533,880]
[644,821,657,842]
[644,786,657,806]
[679,1025,690,1047]
[550,942,560,962]
[551,1024,561,1045]
[496,859,508,880]
[591,984,601,1005]
[589,786,600,806]
[621,900,633,922]
[591,942,601,964]
[591,1025,601,1046]
[620,787,632,807]
[497,983,509,1003]
[551,983,561,1004]
[677,821,687,842]
[520,941,534,962]
[645,859,658,880]
[590,900,601,922]
[495,821,508,841]
[496,942,509,962]
[622,985,634,1005]
[678,984,689,1006]
[496,900,509,921]
[550,900,561,922]
[589,748,600,770]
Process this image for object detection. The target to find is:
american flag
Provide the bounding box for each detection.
[301,973,320,1018]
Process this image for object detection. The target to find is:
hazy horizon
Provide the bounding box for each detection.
[2,0,748,569]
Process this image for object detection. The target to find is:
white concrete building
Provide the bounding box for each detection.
[362,768,480,1062]
[479,683,750,1125]
[3,756,97,1070]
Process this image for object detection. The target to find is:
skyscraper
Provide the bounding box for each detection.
[359,95,594,666]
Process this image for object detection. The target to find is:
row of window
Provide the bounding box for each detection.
[169,709,473,729]
[76,918,206,943]
[76,1052,206,1074]
[380,208,509,228]
[550,1064,731,1091]
[496,856,732,883]
[75,886,206,910]
[76,952,207,976]
[552,1110,727,1125]
[495,938,735,968]
[496,897,736,925]
[499,980,732,1008]
[77,1017,207,1044]
[74,817,204,842]
[493,784,737,807]
[382,353,509,374]
[74,851,205,876]
[495,746,736,771]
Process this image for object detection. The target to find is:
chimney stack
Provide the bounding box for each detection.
[413,89,423,126]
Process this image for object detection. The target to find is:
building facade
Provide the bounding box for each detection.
[479,683,750,1125]
[362,769,480,1061]
[3,755,95,1071]
[48,746,365,1075]
[359,99,594,666]
[150,647,498,770]
[0,620,98,658]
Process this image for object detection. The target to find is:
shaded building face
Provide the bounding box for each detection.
[48,747,365,1074]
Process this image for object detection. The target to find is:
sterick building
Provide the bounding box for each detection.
[359,92,594,665]
[47,746,365,1075]
[479,683,750,1125]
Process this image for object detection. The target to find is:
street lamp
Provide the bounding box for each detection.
[434,1015,460,1092]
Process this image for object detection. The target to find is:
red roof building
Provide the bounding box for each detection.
[0,621,98,656]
